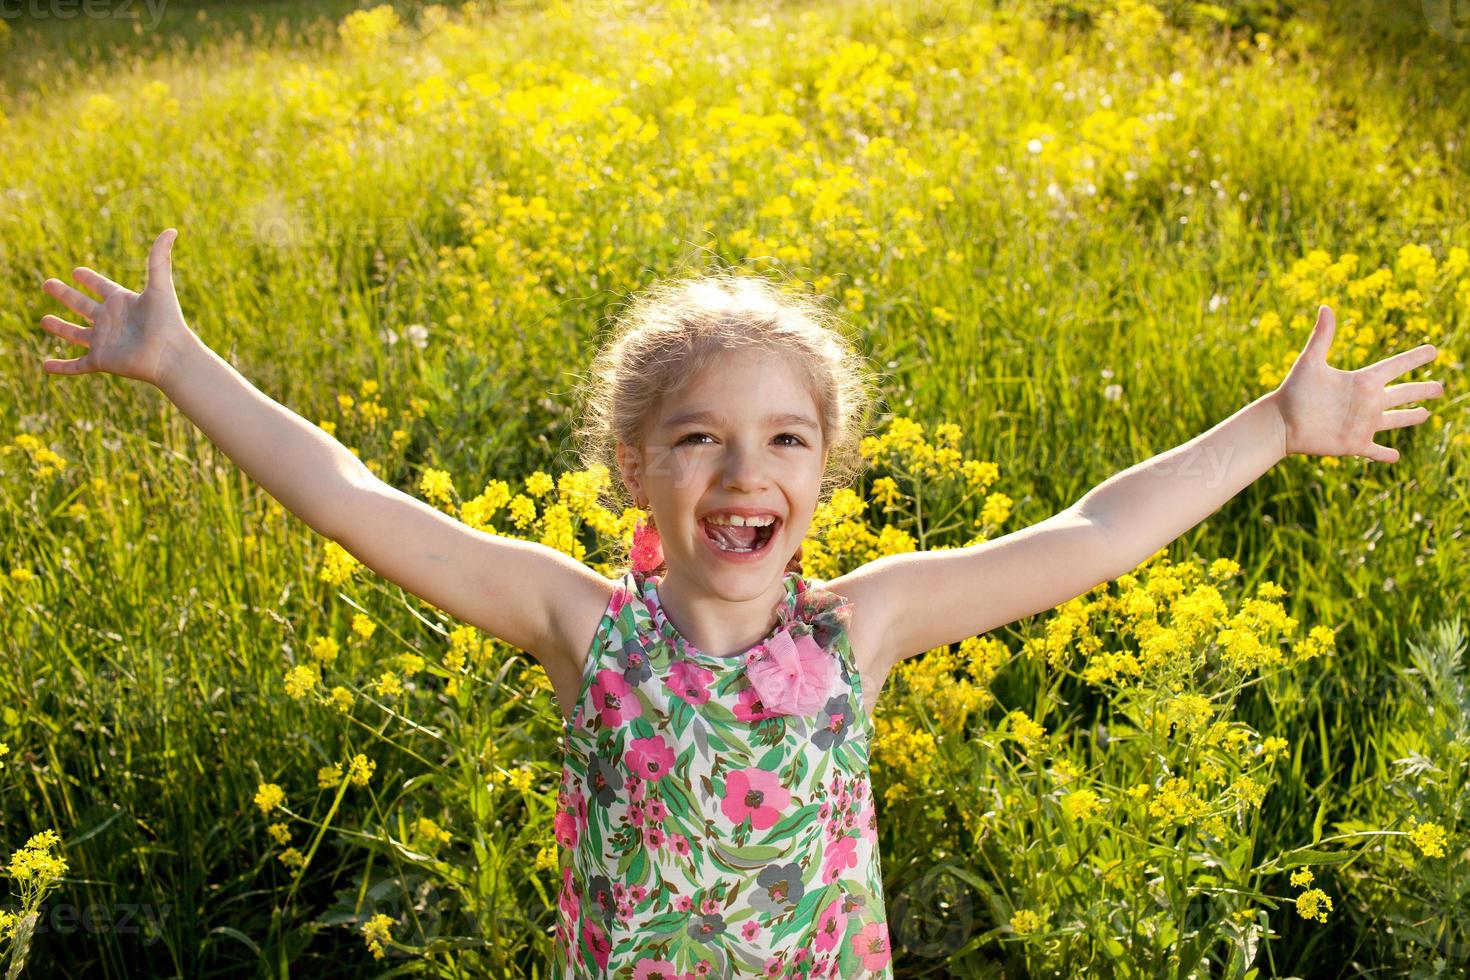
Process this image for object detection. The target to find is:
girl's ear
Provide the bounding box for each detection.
[616,440,645,505]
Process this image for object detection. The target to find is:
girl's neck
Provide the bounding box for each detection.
[652,569,791,659]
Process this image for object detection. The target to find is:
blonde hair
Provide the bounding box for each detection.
[572,269,881,575]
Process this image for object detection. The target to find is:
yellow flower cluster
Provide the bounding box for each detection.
[283,663,321,700]
[338,4,401,53]
[414,816,452,848]
[1143,776,1209,825]
[254,782,285,815]
[1010,908,1046,934]
[362,911,395,959]
[348,753,376,787]
[1073,556,1327,691]
[891,644,995,732]
[871,714,938,805]
[1061,788,1103,822]
[2,433,69,479]
[3,830,67,886]
[309,635,340,667]
[318,541,362,587]
[1295,887,1333,923]
[1260,242,1462,389]
[1006,709,1047,748]
[1408,820,1449,859]
[1286,864,1332,923]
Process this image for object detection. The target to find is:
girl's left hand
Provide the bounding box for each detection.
[1273,305,1446,462]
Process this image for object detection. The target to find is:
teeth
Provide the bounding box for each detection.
[704,513,776,527]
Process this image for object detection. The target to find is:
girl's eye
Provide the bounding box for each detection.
[676,433,806,447]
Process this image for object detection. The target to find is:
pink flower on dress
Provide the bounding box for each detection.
[745,628,837,716]
[631,956,680,980]
[581,915,612,970]
[857,798,878,844]
[625,735,676,782]
[664,660,715,706]
[814,895,848,953]
[721,767,792,830]
[732,684,781,724]
[553,806,579,849]
[558,866,580,926]
[590,669,641,728]
[821,835,859,884]
[852,921,892,971]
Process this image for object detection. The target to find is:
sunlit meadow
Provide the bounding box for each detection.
[1,0,1467,976]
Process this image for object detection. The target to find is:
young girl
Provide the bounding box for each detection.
[38,229,1444,978]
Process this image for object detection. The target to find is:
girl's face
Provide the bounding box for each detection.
[618,347,829,590]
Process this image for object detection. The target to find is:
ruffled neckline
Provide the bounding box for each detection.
[634,569,853,669]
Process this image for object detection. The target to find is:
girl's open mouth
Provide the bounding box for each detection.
[700,517,779,559]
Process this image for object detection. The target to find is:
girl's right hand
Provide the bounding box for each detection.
[39,228,190,387]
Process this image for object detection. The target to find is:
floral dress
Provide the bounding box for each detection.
[552,568,894,979]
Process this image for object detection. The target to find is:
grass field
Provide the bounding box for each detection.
[1,0,1467,976]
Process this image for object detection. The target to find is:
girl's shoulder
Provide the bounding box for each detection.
[550,567,626,671]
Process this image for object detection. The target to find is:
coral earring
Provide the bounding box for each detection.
[631,516,664,574]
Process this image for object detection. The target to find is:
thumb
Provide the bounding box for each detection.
[144,228,177,293]
[1301,304,1335,362]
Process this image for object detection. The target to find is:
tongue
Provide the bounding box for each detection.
[705,520,760,549]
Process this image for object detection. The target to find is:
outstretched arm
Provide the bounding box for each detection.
[36,228,607,677]
[1080,305,1442,573]
[828,306,1445,672]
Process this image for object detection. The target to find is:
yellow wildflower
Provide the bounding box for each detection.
[254,782,285,815]
[309,636,340,667]
[1295,888,1332,923]
[283,664,321,700]
[1261,736,1290,763]
[363,912,395,959]
[1006,709,1046,747]
[1409,821,1449,858]
[1061,788,1102,822]
[348,754,376,787]
[329,686,355,713]
[1010,909,1045,934]
[414,816,452,846]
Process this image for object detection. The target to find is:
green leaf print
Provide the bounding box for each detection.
[640,911,688,936]
[662,771,697,820]
[773,881,838,943]
[755,802,821,846]
[708,841,789,872]
[755,745,786,770]
[620,845,647,884]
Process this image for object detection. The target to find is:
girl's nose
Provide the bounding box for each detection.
[721,447,769,492]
